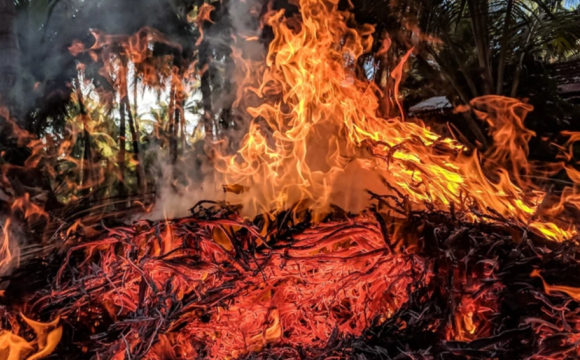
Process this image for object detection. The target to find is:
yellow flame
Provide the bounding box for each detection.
[213,0,577,241]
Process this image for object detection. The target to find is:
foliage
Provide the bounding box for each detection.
[366,0,580,145]
[2,0,580,213]
[395,0,580,94]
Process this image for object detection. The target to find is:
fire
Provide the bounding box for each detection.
[0,219,15,270]
[0,315,62,360]
[531,269,580,301]
[52,213,418,359]
[214,0,577,242]
[2,0,580,357]
[193,4,215,46]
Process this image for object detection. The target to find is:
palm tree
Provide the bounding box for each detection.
[376,0,580,146]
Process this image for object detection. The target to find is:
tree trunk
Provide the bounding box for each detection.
[75,77,96,195]
[442,32,480,98]
[122,68,144,194]
[118,100,127,201]
[421,49,488,149]
[0,0,20,117]
[124,97,144,192]
[168,80,177,162]
[196,0,214,139]
[172,100,180,163]
[510,18,538,98]
[467,0,493,94]
[496,0,514,95]
[200,43,214,140]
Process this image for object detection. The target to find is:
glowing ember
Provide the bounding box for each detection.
[49,211,418,359]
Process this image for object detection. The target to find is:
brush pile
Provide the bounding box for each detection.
[1,197,579,360]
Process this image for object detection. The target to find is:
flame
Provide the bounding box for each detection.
[463,311,476,335]
[54,214,416,359]
[213,0,578,241]
[193,4,215,46]
[87,27,184,97]
[11,194,49,223]
[4,0,580,357]
[0,315,62,360]
[471,96,537,188]
[0,219,15,270]
[531,269,580,301]
[68,40,85,57]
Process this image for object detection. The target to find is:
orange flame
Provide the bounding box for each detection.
[0,315,62,360]
[214,0,577,241]
[0,219,15,270]
[531,269,580,301]
[55,213,416,359]
[193,4,215,46]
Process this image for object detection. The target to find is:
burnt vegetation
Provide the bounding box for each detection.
[0,0,580,359]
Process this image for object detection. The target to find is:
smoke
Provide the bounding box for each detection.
[143,0,384,220]
[8,0,223,221]
[139,144,223,221]
[12,0,272,221]
[228,0,268,59]
[144,0,270,220]
[14,0,198,125]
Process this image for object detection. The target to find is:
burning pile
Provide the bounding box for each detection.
[7,202,580,359]
[2,0,580,358]
[44,205,418,359]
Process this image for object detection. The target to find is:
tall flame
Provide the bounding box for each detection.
[215,0,576,241]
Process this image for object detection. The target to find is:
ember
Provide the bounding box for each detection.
[49,205,418,359]
[10,202,580,359]
[1,0,580,358]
